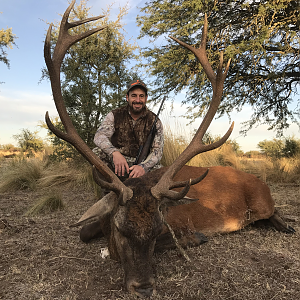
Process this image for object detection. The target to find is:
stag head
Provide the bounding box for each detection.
[44,1,232,297]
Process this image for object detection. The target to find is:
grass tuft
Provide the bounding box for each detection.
[0,157,46,192]
[25,193,64,216]
[37,161,102,197]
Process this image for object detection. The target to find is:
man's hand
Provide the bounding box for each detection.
[112,151,129,176]
[129,165,145,178]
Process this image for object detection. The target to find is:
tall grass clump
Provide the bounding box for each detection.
[37,160,102,197]
[160,124,186,166]
[0,157,46,192]
[161,122,242,169]
[25,192,64,216]
[266,156,300,183]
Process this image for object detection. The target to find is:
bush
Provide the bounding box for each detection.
[0,144,19,152]
[257,136,300,159]
[13,129,44,157]
[161,125,242,168]
[258,138,284,158]
[282,137,300,158]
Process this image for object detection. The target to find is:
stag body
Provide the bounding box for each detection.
[82,165,291,250]
[45,1,294,297]
[80,164,294,296]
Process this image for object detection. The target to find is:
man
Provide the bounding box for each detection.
[93,79,164,180]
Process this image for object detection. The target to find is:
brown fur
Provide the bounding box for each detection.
[164,165,275,237]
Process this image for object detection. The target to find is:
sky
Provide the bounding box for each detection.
[0,0,299,152]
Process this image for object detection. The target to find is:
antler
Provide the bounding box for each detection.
[151,14,234,200]
[44,0,133,202]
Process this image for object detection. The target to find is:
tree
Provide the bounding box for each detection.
[282,136,300,157]
[258,138,284,158]
[257,136,300,158]
[42,0,140,157]
[0,13,16,68]
[137,0,300,134]
[13,129,44,157]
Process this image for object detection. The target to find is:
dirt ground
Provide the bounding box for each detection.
[0,183,299,300]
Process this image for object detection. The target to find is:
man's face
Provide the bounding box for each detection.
[126,87,147,115]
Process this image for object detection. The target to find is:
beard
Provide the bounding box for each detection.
[129,101,145,114]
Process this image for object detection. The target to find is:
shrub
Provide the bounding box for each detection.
[258,138,284,158]
[282,137,300,158]
[13,129,44,157]
[161,125,242,168]
[257,136,300,159]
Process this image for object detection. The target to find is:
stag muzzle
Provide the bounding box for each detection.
[127,278,156,298]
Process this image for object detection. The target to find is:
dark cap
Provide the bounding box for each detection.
[126,79,148,94]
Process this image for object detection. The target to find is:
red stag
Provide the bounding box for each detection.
[44,1,294,297]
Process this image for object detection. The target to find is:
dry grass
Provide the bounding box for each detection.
[161,125,300,185]
[0,157,46,192]
[266,157,300,183]
[162,125,244,170]
[0,156,101,215]
[25,193,64,216]
[37,161,102,197]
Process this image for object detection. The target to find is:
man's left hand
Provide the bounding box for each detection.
[129,165,145,178]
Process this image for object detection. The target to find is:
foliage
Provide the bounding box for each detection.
[0,143,18,151]
[282,136,300,157]
[42,0,140,159]
[13,129,44,157]
[137,0,300,134]
[257,136,300,158]
[0,18,16,68]
[258,138,284,158]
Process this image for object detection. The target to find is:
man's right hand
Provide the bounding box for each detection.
[112,151,130,177]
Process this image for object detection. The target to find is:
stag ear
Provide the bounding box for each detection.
[160,195,199,210]
[70,192,117,227]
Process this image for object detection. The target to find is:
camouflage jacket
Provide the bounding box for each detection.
[94,105,164,173]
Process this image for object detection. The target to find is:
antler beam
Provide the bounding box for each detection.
[151,14,234,200]
[44,0,133,202]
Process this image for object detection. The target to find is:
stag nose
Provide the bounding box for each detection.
[128,279,156,298]
[135,287,153,297]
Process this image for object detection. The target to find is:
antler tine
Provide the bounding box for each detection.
[45,0,107,70]
[151,14,234,200]
[44,0,133,203]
